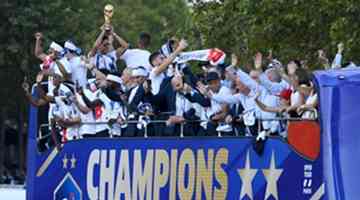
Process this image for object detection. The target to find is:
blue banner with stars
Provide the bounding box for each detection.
[26,137,324,200]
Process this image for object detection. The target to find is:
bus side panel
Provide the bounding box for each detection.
[26,104,38,200]
[315,70,360,200]
[27,138,324,200]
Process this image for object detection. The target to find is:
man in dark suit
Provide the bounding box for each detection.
[225,103,246,136]
[149,63,209,136]
[156,74,210,137]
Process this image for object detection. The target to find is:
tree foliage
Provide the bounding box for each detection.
[190,0,360,67]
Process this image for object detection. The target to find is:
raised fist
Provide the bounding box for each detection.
[34,32,43,40]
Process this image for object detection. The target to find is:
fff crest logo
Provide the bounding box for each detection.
[54,172,82,200]
[54,153,82,200]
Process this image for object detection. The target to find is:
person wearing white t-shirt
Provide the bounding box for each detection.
[121,49,151,70]
[299,92,318,119]
[196,72,231,136]
[81,88,110,137]
[284,68,310,116]
[100,74,129,137]
[148,39,188,95]
[40,57,72,107]
[73,89,97,137]
[209,66,277,137]
[119,32,152,71]
[297,81,318,119]
[26,64,73,135]
[64,41,88,87]
[34,32,63,64]
[34,32,72,79]
[53,96,81,142]
[34,34,74,111]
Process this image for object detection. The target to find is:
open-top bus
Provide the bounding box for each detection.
[26,69,360,200]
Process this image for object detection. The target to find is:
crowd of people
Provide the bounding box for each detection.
[22,24,356,152]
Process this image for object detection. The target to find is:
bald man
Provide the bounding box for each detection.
[162,76,196,136]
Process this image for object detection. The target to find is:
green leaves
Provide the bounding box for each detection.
[190,0,360,68]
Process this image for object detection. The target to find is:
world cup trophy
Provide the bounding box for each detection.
[104,4,114,25]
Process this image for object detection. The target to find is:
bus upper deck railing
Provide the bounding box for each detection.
[37,116,318,142]
[31,82,318,140]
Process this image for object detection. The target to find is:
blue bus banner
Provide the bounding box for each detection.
[27,137,324,200]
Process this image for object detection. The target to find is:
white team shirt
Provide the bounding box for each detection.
[120,48,151,71]
[149,68,166,95]
[52,98,80,140]
[259,73,290,95]
[91,50,118,73]
[45,57,72,97]
[61,104,80,140]
[302,93,318,119]
[48,83,73,124]
[211,80,280,128]
[200,86,231,128]
[75,93,96,135]
[84,89,109,133]
[291,91,302,107]
[98,91,127,136]
[68,56,88,87]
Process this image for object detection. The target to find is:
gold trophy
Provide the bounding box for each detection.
[104,4,114,25]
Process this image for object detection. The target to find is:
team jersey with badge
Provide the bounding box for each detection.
[52,100,80,141]
[83,89,109,133]
[91,50,118,73]
[52,84,78,141]
[62,104,80,140]
[98,91,127,136]
[48,83,74,124]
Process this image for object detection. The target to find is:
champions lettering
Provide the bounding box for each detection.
[86,148,228,200]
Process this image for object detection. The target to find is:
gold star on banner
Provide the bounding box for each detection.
[70,154,77,169]
[262,151,283,200]
[62,154,68,169]
[237,151,258,200]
